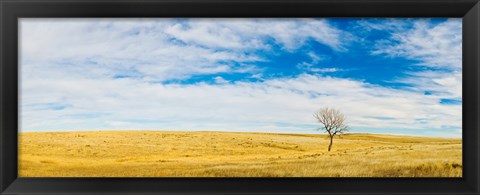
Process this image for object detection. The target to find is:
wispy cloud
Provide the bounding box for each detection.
[371,19,461,102]
[21,73,460,137]
[296,51,346,74]
[164,19,349,51]
[372,19,461,70]
[21,19,348,83]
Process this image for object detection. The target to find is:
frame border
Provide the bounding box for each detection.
[1,0,479,194]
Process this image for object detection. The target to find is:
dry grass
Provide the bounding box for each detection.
[18,130,462,177]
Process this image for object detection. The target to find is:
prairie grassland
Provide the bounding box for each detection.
[19,131,462,177]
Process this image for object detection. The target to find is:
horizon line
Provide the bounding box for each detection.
[18,129,462,139]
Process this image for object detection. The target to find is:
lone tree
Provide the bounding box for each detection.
[313,107,349,152]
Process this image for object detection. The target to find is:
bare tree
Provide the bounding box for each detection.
[313,107,349,151]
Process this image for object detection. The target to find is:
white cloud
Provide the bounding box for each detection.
[20,19,261,82]
[372,19,461,70]
[371,18,462,104]
[355,18,411,32]
[214,76,229,84]
[307,52,324,63]
[20,72,461,137]
[310,68,342,73]
[20,18,348,84]
[296,51,338,73]
[164,19,349,51]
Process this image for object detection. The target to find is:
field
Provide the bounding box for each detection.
[19,131,462,177]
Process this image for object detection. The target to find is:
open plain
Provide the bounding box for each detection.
[19,131,462,177]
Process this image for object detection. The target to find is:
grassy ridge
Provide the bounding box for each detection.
[19,131,462,177]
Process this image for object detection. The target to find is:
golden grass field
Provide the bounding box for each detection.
[19,130,462,177]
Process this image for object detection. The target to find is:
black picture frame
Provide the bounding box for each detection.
[1,0,479,194]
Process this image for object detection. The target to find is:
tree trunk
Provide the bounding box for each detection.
[328,136,333,151]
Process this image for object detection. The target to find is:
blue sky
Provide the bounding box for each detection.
[20,18,462,137]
